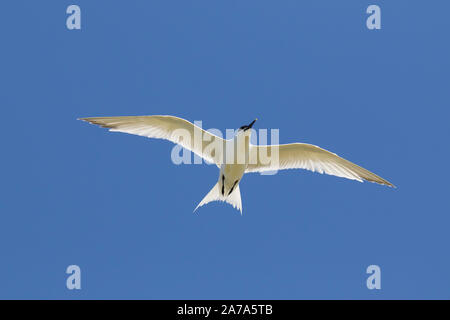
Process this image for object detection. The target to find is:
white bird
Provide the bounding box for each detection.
[79,115,394,214]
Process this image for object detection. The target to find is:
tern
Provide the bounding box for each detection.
[80,115,394,213]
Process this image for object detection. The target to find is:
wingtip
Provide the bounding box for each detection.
[381,179,396,188]
[380,181,396,188]
[364,178,396,189]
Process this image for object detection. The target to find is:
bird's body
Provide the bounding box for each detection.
[220,162,245,196]
[194,127,254,212]
[220,132,250,194]
[80,115,394,213]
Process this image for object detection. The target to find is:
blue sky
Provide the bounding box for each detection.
[1,1,449,299]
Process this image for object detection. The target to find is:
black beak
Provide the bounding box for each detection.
[239,118,258,131]
[248,118,257,129]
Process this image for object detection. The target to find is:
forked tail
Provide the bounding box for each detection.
[194,182,242,214]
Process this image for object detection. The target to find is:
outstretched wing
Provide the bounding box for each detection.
[246,143,394,187]
[79,115,224,165]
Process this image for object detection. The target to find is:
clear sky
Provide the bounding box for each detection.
[1,1,449,299]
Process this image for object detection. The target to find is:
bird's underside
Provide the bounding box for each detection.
[79,115,394,213]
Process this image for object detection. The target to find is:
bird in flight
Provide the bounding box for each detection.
[79,115,394,213]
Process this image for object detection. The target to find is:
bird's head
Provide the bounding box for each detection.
[237,118,257,135]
